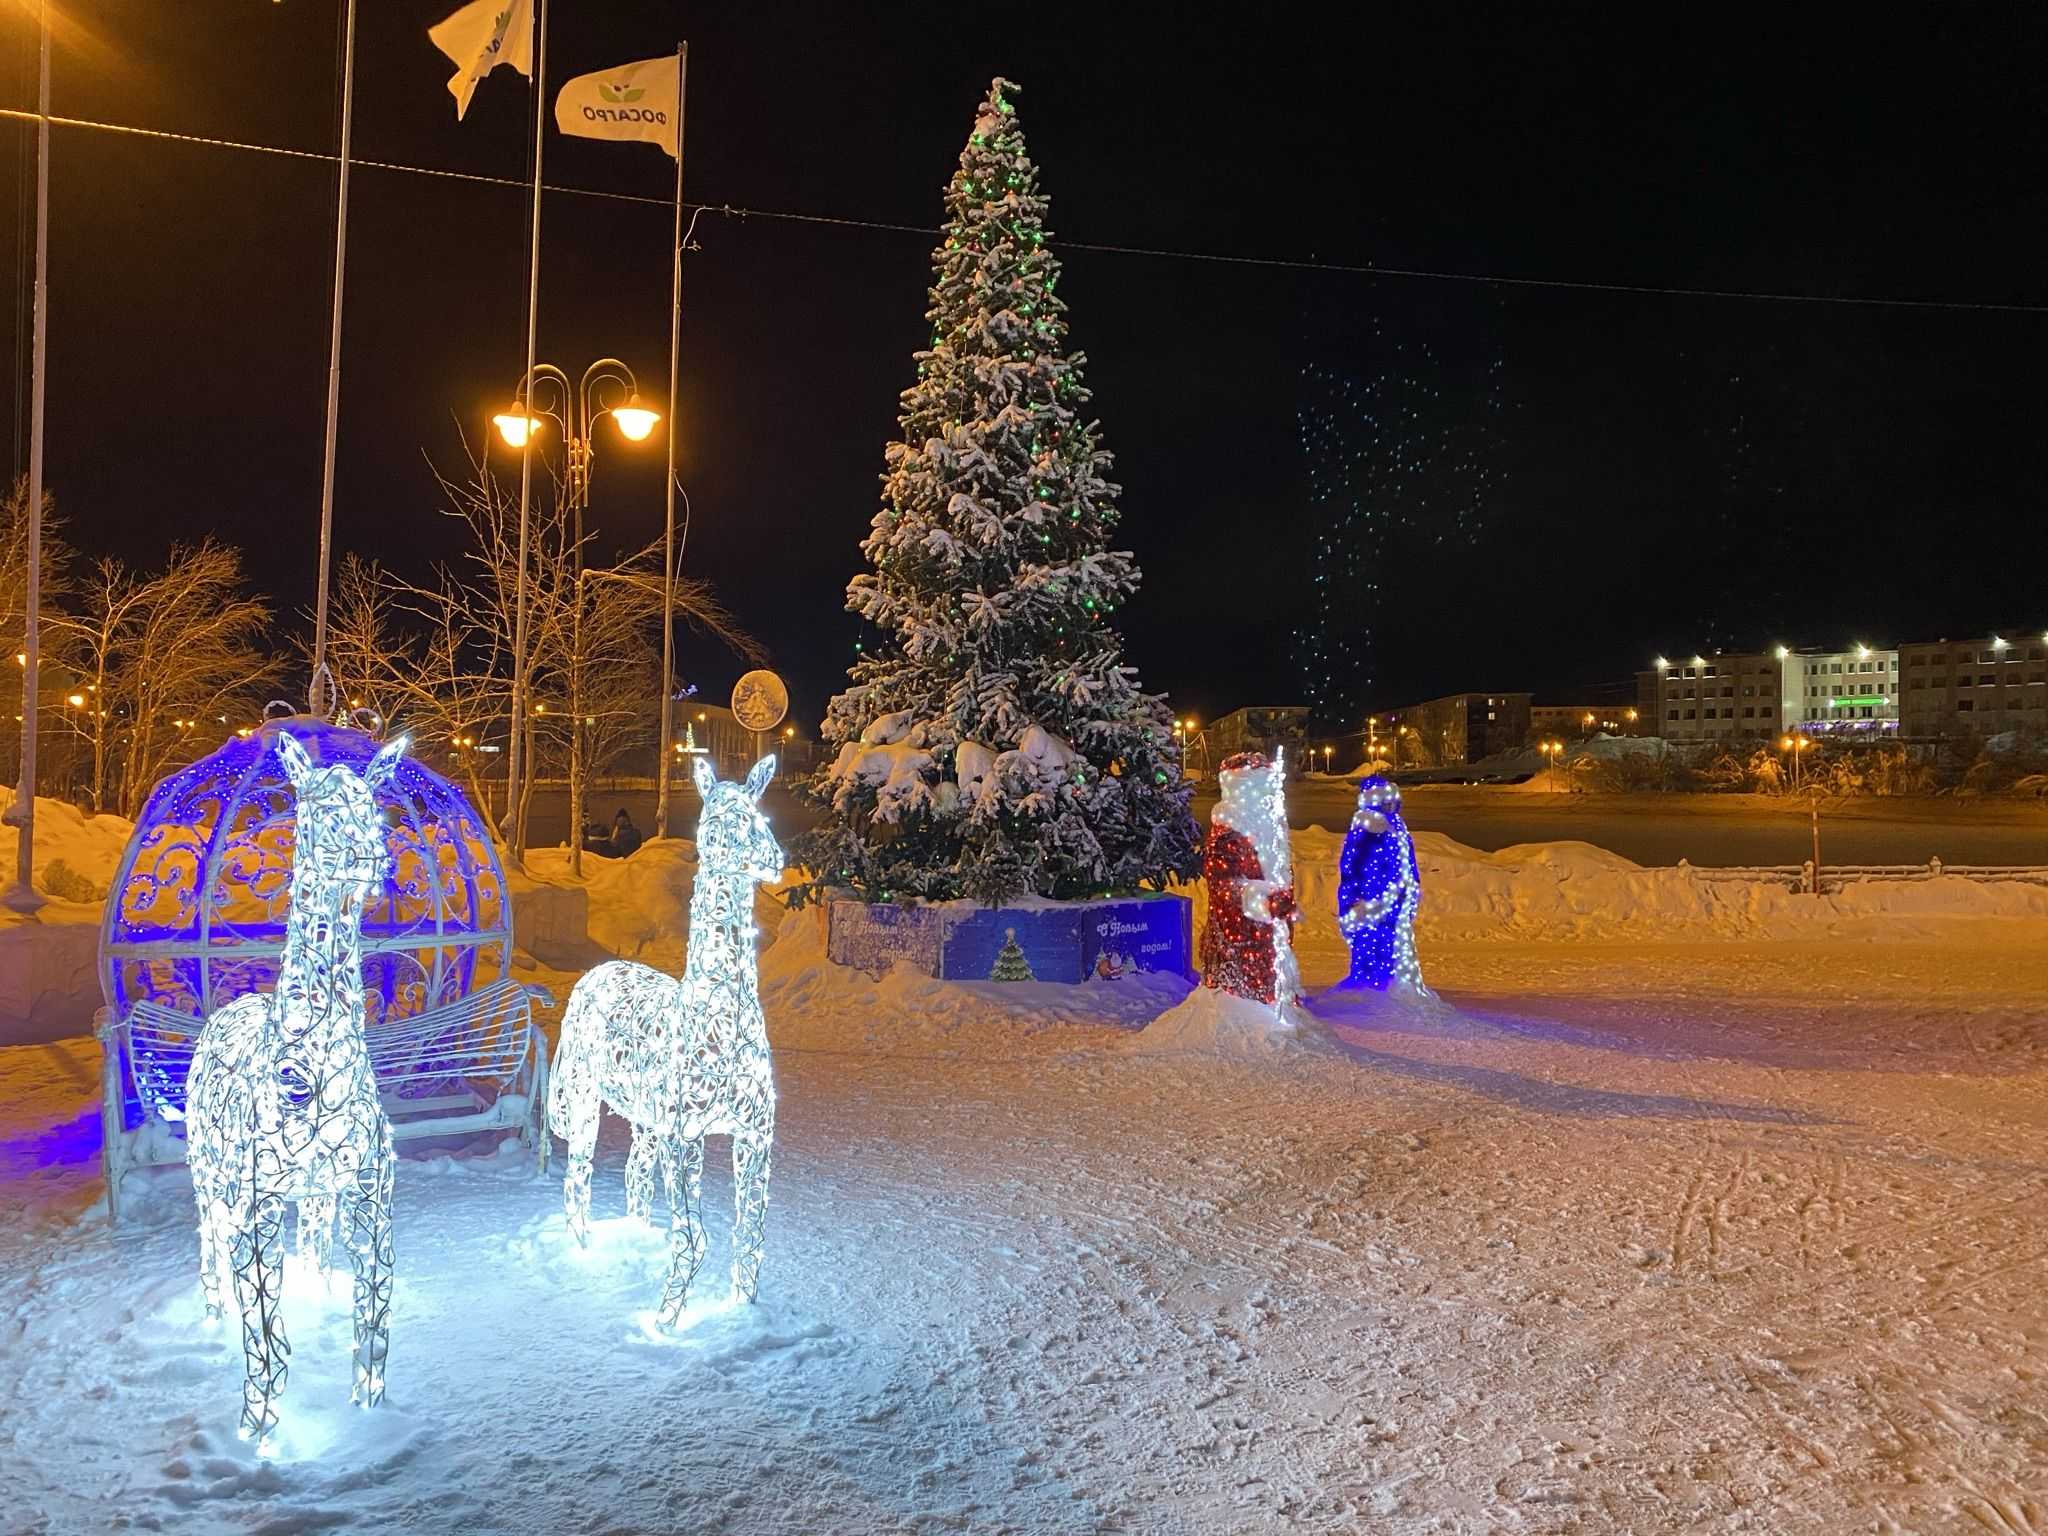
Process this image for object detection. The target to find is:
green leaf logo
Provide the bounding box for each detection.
[598,82,646,104]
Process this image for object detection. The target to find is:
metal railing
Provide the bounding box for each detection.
[1680,858,2048,895]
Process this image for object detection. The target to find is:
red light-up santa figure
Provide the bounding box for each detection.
[1199,749,1300,1006]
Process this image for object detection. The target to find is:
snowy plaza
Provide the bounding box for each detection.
[4,823,2045,1533]
[2,4,2045,1533]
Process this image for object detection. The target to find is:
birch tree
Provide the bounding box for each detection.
[109,541,274,817]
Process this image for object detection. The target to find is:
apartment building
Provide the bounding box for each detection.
[1634,652,1787,742]
[1898,631,2048,738]
[1209,706,1311,763]
[1377,693,1532,766]
[1785,646,1900,733]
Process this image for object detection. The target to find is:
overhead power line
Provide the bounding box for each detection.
[5,106,2046,316]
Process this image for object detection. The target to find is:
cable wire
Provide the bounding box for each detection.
[3,106,2045,315]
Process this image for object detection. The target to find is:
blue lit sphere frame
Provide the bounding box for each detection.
[100,716,511,1026]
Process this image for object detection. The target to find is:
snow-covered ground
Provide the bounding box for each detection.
[2,830,2045,1533]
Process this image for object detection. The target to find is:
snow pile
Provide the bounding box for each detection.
[1132,986,1336,1059]
[520,842,806,982]
[1575,731,1669,760]
[524,839,700,966]
[0,793,132,1045]
[1202,827,2048,946]
[0,788,133,902]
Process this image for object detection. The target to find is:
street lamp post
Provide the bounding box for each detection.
[4,2,51,914]
[493,358,659,877]
[1780,732,1810,792]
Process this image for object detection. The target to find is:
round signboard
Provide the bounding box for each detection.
[730,669,789,733]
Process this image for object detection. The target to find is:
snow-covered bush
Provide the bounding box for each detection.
[791,79,1199,907]
[37,857,102,904]
[1577,750,1694,793]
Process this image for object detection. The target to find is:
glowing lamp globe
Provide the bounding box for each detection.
[102,715,512,1025]
[611,397,660,441]
[493,404,543,449]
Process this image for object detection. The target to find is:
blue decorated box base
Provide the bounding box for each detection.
[824,893,1193,985]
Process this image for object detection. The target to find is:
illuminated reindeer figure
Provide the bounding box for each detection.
[549,753,781,1327]
[185,730,406,1448]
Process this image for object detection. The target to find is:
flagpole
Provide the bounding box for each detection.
[4,1,51,914]
[506,0,548,864]
[309,0,357,720]
[655,41,688,840]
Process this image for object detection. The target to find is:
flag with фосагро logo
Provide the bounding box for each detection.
[555,55,682,159]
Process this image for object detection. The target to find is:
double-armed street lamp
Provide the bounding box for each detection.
[1779,732,1811,791]
[491,359,660,876]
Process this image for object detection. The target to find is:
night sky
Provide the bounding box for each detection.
[3,5,2043,733]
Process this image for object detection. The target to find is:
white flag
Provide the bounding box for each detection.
[428,0,534,121]
[555,55,682,159]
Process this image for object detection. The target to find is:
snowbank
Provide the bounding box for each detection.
[0,793,132,1044]
[525,839,695,966]
[1131,986,1336,1059]
[0,902,102,1044]
[1186,827,2048,947]
[0,788,133,901]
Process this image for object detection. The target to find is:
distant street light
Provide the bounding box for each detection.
[1780,732,1811,790]
[489,358,661,877]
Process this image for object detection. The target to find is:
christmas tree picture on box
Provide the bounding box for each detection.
[793,77,1200,908]
[988,929,1034,982]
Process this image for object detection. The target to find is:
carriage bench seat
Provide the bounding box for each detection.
[97,977,555,1224]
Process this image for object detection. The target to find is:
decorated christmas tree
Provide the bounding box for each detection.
[988,928,1034,982]
[792,78,1200,907]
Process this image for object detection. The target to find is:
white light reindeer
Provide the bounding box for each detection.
[185,731,406,1448]
[549,753,782,1326]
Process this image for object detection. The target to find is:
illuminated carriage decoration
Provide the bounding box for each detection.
[96,715,551,1219]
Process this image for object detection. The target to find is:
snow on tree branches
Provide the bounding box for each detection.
[793,77,1199,906]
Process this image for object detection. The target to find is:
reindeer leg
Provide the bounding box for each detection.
[730,1124,773,1305]
[564,1115,596,1247]
[297,1193,336,1274]
[624,1129,660,1224]
[655,1135,706,1329]
[343,1123,396,1408]
[195,1182,231,1324]
[229,1185,289,1447]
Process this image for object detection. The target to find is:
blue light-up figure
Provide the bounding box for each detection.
[1335,775,1430,995]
